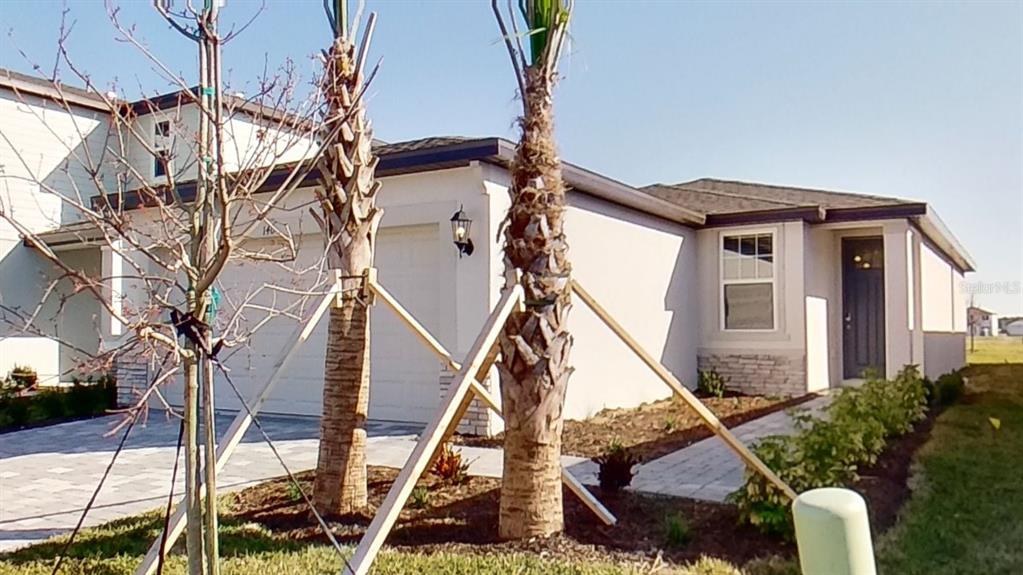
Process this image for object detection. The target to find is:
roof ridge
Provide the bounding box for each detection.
[650,182,807,208]
[684,177,914,204]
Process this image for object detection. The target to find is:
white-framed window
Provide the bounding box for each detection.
[721,230,776,330]
[153,120,172,178]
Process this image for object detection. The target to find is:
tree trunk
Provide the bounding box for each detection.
[311,32,381,516]
[312,299,370,514]
[497,67,573,540]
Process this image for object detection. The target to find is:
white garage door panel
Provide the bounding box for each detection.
[369,225,442,422]
[173,226,443,423]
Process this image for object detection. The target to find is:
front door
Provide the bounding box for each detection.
[842,237,886,378]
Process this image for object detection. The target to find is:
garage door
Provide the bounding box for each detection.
[165,224,443,424]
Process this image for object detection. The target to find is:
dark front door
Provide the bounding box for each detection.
[842,237,886,378]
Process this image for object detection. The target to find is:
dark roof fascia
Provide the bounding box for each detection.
[0,68,110,113]
[703,206,826,227]
[824,203,928,222]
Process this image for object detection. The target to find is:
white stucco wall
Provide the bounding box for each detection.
[483,166,696,422]
[562,193,696,420]
[0,88,109,381]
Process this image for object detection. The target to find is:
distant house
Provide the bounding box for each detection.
[968,306,998,336]
[1,69,976,434]
[1005,319,1023,337]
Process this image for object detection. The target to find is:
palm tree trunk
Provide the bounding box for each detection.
[312,299,370,514]
[311,30,381,517]
[497,67,573,540]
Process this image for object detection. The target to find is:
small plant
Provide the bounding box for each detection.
[431,442,470,484]
[409,486,432,509]
[285,481,304,503]
[662,414,678,432]
[7,365,37,392]
[698,369,728,398]
[663,512,691,548]
[593,438,640,493]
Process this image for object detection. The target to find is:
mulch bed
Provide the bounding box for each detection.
[227,466,793,566]
[458,392,816,462]
[229,392,945,567]
[851,403,942,534]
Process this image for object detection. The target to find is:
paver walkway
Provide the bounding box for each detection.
[0,396,827,552]
[573,394,830,502]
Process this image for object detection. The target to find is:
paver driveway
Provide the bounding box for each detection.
[0,414,426,552]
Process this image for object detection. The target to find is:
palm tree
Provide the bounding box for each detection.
[491,0,575,539]
[311,0,382,516]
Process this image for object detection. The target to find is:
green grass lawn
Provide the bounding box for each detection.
[0,506,781,575]
[876,364,1023,575]
[966,336,1023,364]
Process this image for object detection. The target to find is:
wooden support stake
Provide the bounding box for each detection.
[367,276,615,526]
[345,285,523,575]
[570,279,798,501]
[135,285,341,575]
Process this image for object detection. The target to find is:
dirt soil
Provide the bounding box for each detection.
[458,392,816,462]
[228,466,794,567]
[851,404,941,534]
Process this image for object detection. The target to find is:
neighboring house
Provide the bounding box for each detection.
[1005,319,1023,337]
[967,306,998,337]
[0,70,974,434]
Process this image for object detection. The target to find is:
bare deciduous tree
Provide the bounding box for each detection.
[0,3,355,572]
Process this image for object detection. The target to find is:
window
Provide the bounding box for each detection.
[721,231,775,330]
[153,120,172,178]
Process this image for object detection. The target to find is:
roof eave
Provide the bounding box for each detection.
[914,207,976,273]
[703,206,825,227]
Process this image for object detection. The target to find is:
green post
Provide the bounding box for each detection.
[792,487,877,575]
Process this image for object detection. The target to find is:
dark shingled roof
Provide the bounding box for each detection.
[642,178,916,217]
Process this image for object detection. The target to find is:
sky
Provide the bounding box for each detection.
[2,0,1022,315]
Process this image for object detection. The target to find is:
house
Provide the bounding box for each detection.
[1005,319,1023,337]
[0,70,974,435]
[967,306,999,337]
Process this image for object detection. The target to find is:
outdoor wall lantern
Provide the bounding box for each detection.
[450,205,474,257]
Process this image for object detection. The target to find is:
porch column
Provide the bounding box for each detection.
[909,229,925,368]
[882,222,912,378]
[100,239,125,338]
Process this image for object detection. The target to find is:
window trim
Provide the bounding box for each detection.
[152,120,173,179]
[719,228,778,332]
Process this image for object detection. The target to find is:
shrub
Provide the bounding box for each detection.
[698,369,728,398]
[593,438,640,493]
[933,370,965,407]
[731,365,928,537]
[431,443,470,484]
[7,365,37,392]
[409,486,432,509]
[66,376,116,417]
[28,390,70,421]
[663,512,691,548]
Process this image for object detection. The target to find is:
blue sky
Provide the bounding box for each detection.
[3,1,1021,315]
